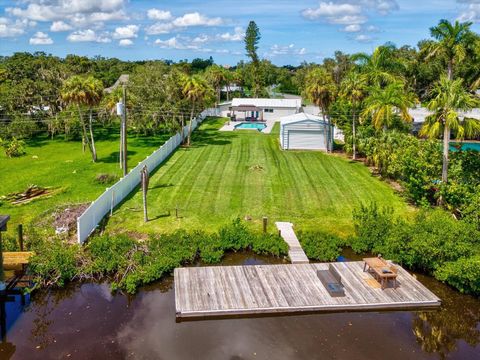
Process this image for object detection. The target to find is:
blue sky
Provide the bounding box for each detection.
[1,1,479,65]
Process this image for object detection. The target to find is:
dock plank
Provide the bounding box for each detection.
[175,261,441,319]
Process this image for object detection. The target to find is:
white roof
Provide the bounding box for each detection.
[280,112,328,125]
[232,98,301,109]
[409,107,480,123]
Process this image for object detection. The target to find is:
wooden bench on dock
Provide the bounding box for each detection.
[317,264,345,297]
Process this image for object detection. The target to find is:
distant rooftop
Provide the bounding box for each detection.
[232,98,301,109]
[409,107,480,123]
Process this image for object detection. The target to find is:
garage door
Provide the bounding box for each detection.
[287,130,326,150]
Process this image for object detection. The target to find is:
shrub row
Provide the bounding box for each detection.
[351,203,480,295]
[28,218,288,293]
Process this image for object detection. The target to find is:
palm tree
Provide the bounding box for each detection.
[420,76,480,184]
[361,81,417,130]
[181,74,214,146]
[205,65,228,106]
[304,67,337,151]
[352,46,403,87]
[340,71,367,159]
[427,19,472,80]
[61,75,103,162]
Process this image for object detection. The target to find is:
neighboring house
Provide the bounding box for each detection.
[279,113,334,152]
[227,98,302,121]
[409,107,480,135]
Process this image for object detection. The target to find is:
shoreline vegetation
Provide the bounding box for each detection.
[13,204,479,297]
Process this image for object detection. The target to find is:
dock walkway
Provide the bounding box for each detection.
[175,261,441,319]
[275,222,309,264]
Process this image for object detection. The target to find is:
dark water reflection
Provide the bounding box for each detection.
[2,252,480,359]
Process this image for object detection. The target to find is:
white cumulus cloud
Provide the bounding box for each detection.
[147,9,172,21]
[6,0,127,28]
[119,38,133,46]
[67,29,111,43]
[301,1,398,42]
[112,25,139,39]
[50,21,72,32]
[172,12,224,27]
[218,27,244,41]
[0,17,31,37]
[29,31,53,45]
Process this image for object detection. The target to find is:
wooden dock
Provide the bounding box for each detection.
[174,261,441,319]
[3,251,34,267]
[275,222,309,264]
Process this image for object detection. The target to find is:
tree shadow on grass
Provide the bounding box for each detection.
[149,183,174,190]
[97,150,138,164]
[148,211,172,221]
[189,129,236,147]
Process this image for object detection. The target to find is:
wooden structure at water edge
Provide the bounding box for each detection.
[174,261,441,319]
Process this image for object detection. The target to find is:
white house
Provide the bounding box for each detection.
[227,98,302,121]
[409,106,480,134]
[279,113,334,151]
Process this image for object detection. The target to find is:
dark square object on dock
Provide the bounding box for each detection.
[317,265,345,297]
[0,215,10,231]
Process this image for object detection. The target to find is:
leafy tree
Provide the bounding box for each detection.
[181,74,214,146]
[426,19,473,80]
[352,45,404,87]
[304,67,337,150]
[205,65,228,105]
[420,76,480,184]
[361,81,417,130]
[340,71,367,159]
[61,75,103,161]
[244,21,262,97]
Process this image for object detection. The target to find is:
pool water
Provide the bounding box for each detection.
[450,142,480,151]
[234,122,267,131]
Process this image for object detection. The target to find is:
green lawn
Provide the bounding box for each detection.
[106,118,411,237]
[0,128,169,236]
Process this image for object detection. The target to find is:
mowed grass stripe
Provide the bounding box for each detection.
[107,117,410,236]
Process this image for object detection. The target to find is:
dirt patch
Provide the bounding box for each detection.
[248,164,264,171]
[53,204,90,235]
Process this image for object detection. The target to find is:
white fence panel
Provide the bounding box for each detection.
[77,107,220,243]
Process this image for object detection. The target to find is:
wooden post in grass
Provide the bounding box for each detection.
[262,217,268,233]
[141,165,149,222]
[0,216,10,295]
[18,224,23,251]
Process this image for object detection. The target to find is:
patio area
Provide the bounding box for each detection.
[219,118,277,134]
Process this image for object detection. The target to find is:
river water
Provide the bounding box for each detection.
[2,252,479,360]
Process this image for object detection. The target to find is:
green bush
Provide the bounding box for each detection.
[351,202,394,253]
[29,238,82,287]
[218,218,254,250]
[87,234,136,273]
[350,202,480,295]
[0,137,26,157]
[26,219,288,293]
[298,231,344,261]
[251,233,288,257]
[435,255,480,295]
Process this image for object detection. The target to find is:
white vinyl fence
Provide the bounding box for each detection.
[77,108,219,244]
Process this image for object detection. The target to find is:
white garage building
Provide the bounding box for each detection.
[280,113,334,151]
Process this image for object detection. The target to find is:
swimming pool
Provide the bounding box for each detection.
[449,142,480,151]
[234,122,267,131]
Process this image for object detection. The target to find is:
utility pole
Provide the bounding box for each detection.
[122,85,128,176]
